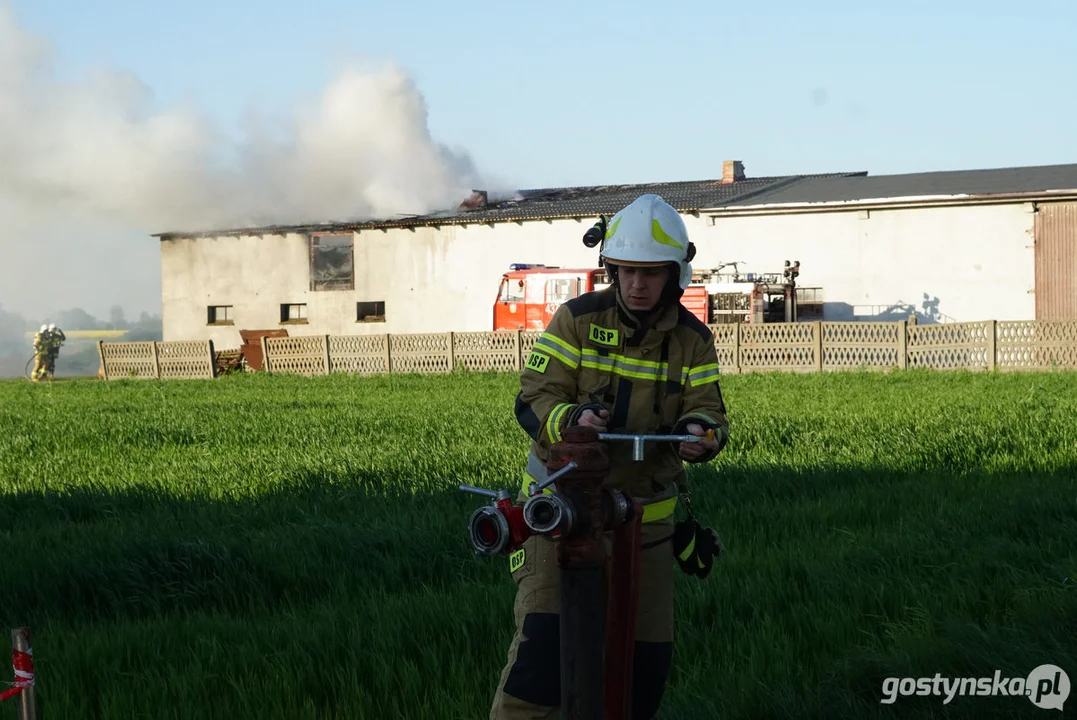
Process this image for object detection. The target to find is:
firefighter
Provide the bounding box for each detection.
[489,194,730,719]
[45,323,65,380]
[30,324,50,382]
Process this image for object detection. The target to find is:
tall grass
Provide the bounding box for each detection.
[1,370,1074,719]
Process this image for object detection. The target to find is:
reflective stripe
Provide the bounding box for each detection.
[535,333,580,369]
[545,403,572,444]
[580,349,669,382]
[641,496,677,523]
[605,216,621,239]
[678,533,696,562]
[688,363,721,386]
[652,218,684,250]
[581,350,665,369]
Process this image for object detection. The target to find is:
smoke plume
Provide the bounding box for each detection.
[0,1,488,234]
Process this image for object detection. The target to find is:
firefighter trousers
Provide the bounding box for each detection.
[31,352,49,381]
[488,514,677,720]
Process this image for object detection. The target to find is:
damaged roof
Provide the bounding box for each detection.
[152,161,1077,239]
[152,171,864,239]
[711,163,1077,210]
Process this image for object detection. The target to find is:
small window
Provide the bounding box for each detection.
[500,278,525,303]
[207,305,233,325]
[357,301,385,323]
[545,278,577,304]
[281,303,308,323]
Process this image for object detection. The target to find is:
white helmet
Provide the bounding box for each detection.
[48,323,56,332]
[40,324,48,333]
[600,194,694,289]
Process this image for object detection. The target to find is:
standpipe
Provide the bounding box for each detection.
[460,428,713,719]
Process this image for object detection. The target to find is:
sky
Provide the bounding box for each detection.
[1,0,1075,323]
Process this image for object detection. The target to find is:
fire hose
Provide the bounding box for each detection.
[460,426,715,719]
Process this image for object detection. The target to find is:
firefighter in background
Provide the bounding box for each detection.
[45,323,66,380]
[489,194,730,719]
[30,324,49,382]
[30,323,65,382]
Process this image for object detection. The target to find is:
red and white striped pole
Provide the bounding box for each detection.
[1,628,36,720]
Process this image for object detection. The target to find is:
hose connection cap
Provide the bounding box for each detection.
[523,493,575,536]
[469,506,511,556]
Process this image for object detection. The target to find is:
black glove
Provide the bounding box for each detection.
[672,518,723,579]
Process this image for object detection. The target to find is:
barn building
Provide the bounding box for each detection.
[153,161,1077,344]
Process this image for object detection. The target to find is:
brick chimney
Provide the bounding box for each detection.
[721,161,745,184]
[459,190,488,210]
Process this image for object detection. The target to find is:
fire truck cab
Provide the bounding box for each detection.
[494,264,609,331]
[493,261,817,331]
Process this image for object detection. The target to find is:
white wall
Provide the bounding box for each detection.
[160,202,1037,344]
[696,202,1036,323]
[160,219,607,342]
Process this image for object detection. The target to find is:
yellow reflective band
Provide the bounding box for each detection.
[540,332,581,361]
[642,496,678,523]
[678,534,696,562]
[588,324,619,347]
[510,548,526,573]
[581,360,668,382]
[580,350,669,381]
[688,363,721,386]
[605,216,621,239]
[652,219,684,250]
[535,333,580,369]
[524,350,550,374]
[689,363,721,376]
[590,351,665,370]
[546,403,572,444]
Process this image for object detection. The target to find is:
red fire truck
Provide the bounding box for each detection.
[493,262,817,331]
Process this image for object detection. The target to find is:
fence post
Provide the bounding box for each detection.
[323,335,331,375]
[97,340,108,381]
[732,324,741,374]
[813,321,823,372]
[897,320,908,370]
[9,627,36,720]
[986,320,997,372]
[151,341,161,379]
[447,332,455,372]
[207,340,216,379]
[517,329,524,370]
[261,335,271,373]
[383,334,392,375]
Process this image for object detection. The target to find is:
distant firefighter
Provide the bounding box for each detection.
[31,323,65,382]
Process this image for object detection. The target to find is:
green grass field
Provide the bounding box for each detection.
[1,370,1075,719]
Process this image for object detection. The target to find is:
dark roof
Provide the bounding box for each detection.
[152,171,864,239]
[716,163,1077,209]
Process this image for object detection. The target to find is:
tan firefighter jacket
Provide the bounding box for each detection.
[514,286,730,504]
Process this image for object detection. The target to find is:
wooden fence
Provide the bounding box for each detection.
[96,320,1077,380]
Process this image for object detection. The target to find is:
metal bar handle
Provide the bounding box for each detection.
[534,461,579,494]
